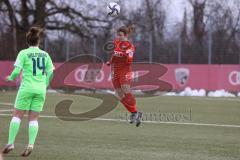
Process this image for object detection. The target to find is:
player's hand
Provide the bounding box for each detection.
[106,61,111,66]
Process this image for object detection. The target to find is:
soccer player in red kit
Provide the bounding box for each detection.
[107,25,142,127]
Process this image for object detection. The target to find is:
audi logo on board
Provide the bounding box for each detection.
[229,71,240,86]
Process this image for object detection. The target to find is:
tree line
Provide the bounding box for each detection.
[0,0,240,64]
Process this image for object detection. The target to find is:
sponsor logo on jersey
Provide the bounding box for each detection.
[114,51,125,57]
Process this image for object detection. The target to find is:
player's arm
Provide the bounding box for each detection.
[45,54,54,87]
[106,54,114,66]
[125,47,134,64]
[6,67,21,81]
[46,71,53,87]
[6,52,24,81]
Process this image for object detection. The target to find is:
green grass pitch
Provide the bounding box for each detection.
[0,91,240,160]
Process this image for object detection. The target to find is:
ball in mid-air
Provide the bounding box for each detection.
[107,2,120,17]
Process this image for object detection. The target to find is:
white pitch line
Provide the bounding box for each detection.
[0,109,13,112]
[0,102,14,112]
[0,113,240,128]
[191,97,240,102]
[0,102,240,128]
[0,102,14,106]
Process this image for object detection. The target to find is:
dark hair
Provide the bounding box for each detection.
[117,25,135,36]
[26,27,42,46]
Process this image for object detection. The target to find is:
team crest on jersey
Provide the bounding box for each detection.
[175,68,189,86]
[119,41,131,51]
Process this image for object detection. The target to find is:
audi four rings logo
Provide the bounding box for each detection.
[229,71,240,85]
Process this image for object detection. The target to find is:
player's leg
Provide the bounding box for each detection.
[21,111,39,157]
[120,71,137,112]
[0,152,3,160]
[112,70,142,126]
[113,77,136,112]
[21,93,45,157]
[28,111,39,146]
[2,109,26,154]
[120,73,142,127]
[120,84,137,113]
[2,90,31,154]
[121,84,142,126]
[116,71,135,112]
[115,88,124,99]
[112,76,124,99]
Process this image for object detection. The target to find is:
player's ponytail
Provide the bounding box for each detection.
[117,24,135,36]
[26,26,42,46]
[127,25,135,35]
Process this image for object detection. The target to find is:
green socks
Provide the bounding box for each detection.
[29,121,39,145]
[8,117,21,144]
[7,118,39,146]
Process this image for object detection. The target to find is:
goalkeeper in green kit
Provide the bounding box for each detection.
[1,27,54,157]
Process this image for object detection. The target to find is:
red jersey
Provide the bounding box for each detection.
[109,39,135,71]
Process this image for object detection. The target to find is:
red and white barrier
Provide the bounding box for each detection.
[1,61,240,92]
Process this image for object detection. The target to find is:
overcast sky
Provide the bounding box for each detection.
[166,0,189,24]
[49,0,238,39]
[120,0,191,29]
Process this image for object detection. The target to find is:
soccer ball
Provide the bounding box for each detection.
[107,2,120,17]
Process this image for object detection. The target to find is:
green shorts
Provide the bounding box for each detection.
[14,89,46,112]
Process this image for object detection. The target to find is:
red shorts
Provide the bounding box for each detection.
[112,69,132,89]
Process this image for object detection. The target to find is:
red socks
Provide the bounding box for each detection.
[121,93,137,113]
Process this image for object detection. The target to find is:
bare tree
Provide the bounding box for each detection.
[187,0,208,63]
[207,0,240,63]
[180,8,189,43]
[189,0,207,42]
[0,0,110,59]
[130,0,166,62]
